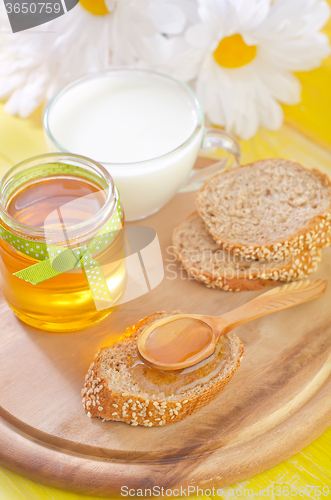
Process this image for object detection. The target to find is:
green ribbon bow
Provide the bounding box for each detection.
[0,200,123,308]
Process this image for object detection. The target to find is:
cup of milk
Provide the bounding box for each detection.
[43,69,241,221]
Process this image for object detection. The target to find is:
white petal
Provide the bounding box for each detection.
[195,54,287,140]
[299,1,331,36]
[235,0,270,31]
[195,58,258,139]
[105,0,116,11]
[200,0,228,19]
[170,0,200,25]
[168,48,204,81]
[141,31,203,81]
[17,84,46,118]
[253,0,330,40]
[4,89,23,116]
[234,91,260,140]
[0,73,27,99]
[147,3,186,35]
[258,65,301,105]
[186,23,214,48]
[254,82,284,130]
[262,34,330,71]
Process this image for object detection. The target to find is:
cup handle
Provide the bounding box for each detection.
[185,128,241,186]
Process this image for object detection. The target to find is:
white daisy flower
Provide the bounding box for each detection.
[0,0,186,118]
[167,0,331,139]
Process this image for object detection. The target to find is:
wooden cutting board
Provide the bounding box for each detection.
[1,168,331,496]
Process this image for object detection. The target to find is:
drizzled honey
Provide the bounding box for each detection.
[0,172,126,332]
[128,335,230,397]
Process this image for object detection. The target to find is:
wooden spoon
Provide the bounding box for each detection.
[137,279,327,371]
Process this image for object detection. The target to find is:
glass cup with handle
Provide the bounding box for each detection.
[43,69,241,221]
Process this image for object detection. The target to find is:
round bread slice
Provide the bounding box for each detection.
[172,212,322,292]
[82,312,244,426]
[196,159,331,261]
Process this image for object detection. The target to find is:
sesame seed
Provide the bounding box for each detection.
[98,406,103,411]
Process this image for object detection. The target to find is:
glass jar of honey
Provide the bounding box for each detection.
[0,153,126,332]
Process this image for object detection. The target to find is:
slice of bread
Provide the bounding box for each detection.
[172,212,322,292]
[82,312,244,426]
[196,159,331,261]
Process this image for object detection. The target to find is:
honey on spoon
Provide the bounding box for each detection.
[137,280,327,371]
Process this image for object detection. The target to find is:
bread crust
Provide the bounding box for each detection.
[82,312,244,426]
[172,212,322,292]
[196,159,331,262]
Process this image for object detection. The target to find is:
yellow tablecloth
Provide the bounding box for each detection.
[1,10,331,499]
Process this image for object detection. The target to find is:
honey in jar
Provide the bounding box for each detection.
[0,154,126,332]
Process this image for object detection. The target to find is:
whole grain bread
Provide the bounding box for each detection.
[196,159,331,261]
[82,312,244,426]
[172,212,322,292]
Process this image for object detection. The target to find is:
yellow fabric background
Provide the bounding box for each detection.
[0,5,331,500]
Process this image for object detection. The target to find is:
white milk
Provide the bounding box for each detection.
[46,71,204,220]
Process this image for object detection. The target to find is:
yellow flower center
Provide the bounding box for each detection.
[79,0,109,15]
[213,34,257,69]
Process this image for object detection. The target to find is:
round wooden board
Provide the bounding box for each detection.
[1,188,331,496]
